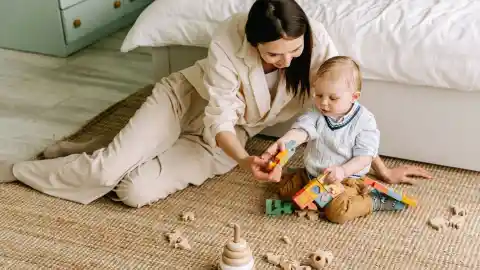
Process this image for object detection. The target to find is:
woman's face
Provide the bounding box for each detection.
[257,36,304,69]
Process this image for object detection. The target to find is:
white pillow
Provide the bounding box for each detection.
[120,0,255,52]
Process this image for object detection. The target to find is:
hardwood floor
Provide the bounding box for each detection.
[0,28,153,161]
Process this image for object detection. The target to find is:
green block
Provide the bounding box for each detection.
[266,199,294,216]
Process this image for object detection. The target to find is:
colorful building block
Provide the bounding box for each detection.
[292,173,345,209]
[267,140,296,171]
[266,199,294,216]
[363,178,417,207]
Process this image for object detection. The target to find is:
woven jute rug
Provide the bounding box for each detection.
[1,85,479,269]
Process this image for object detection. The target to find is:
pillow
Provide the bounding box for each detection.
[120,0,255,52]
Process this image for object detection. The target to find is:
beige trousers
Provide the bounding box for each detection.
[12,72,246,207]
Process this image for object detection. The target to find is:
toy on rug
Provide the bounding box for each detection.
[281,235,292,245]
[309,249,334,269]
[267,140,297,171]
[363,178,417,207]
[295,209,321,221]
[265,252,283,265]
[164,229,191,250]
[266,199,294,216]
[448,205,467,229]
[448,215,466,229]
[264,253,312,270]
[428,205,468,231]
[280,259,311,270]
[292,173,345,209]
[451,205,467,217]
[181,211,195,222]
[428,216,448,231]
[218,223,255,270]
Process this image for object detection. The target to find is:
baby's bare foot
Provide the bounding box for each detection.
[0,161,17,183]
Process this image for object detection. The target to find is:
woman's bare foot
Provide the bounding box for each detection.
[0,161,17,183]
[42,135,112,159]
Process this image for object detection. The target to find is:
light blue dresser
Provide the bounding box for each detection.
[0,0,152,57]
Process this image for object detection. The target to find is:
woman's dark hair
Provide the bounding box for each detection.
[245,0,313,98]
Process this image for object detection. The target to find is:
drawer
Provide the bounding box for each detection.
[122,0,153,14]
[61,0,125,44]
[58,0,86,9]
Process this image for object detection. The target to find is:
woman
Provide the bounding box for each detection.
[0,0,430,207]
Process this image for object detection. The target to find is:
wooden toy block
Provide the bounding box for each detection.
[266,199,294,216]
[363,178,417,207]
[305,202,318,211]
[268,140,296,171]
[292,174,345,209]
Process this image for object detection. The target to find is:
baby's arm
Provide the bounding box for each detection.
[340,156,373,177]
[277,128,309,147]
[278,109,321,148]
[349,113,380,175]
[325,156,374,183]
[325,112,380,183]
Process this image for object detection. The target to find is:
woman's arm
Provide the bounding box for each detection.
[342,156,373,177]
[371,156,390,180]
[202,37,277,181]
[371,156,432,184]
[215,131,249,163]
[216,131,275,181]
[202,42,244,149]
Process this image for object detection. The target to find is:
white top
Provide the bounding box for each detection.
[179,12,339,148]
[291,102,380,178]
[265,70,279,100]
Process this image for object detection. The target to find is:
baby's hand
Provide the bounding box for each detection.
[324,166,346,184]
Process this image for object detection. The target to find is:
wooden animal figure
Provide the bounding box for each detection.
[266,199,294,216]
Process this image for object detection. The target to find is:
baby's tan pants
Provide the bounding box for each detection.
[278,168,373,224]
[13,72,246,207]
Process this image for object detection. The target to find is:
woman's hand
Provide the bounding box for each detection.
[238,156,282,182]
[260,140,286,162]
[381,165,432,185]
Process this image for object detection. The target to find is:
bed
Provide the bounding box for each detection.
[120,0,480,172]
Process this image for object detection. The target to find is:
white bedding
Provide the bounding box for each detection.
[122,0,480,92]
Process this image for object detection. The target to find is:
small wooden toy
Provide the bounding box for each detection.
[292,173,345,209]
[363,178,417,207]
[180,211,195,222]
[267,140,296,171]
[218,223,255,270]
[164,229,191,250]
[309,249,334,269]
[448,215,466,229]
[428,216,448,231]
[266,199,294,216]
[451,205,467,216]
[265,252,283,265]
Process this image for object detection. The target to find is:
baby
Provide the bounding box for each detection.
[275,56,405,224]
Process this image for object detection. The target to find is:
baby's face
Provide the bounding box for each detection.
[312,75,357,120]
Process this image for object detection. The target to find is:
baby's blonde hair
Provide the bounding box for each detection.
[315,56,362,92]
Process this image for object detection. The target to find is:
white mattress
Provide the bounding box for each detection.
[123,0,480,92]
[298,0,480,92]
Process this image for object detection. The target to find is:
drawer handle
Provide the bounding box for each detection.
[73,19,81,28]
[114,1,121,8]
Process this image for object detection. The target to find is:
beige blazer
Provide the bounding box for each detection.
[180,13,338,147]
